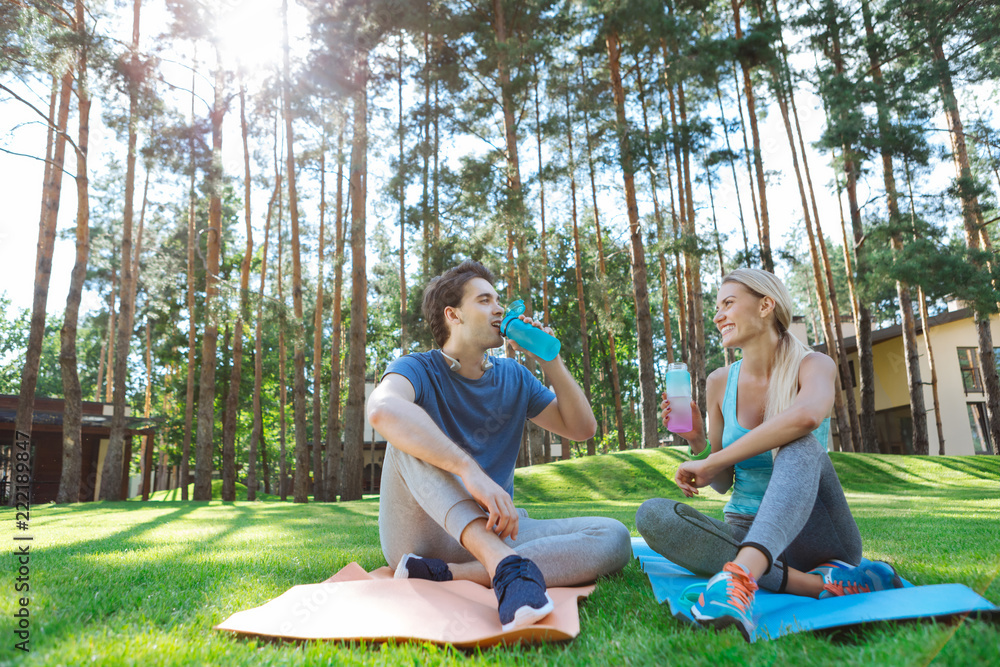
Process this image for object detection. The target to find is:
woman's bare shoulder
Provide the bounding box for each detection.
[706,364,733,403]
[801,351,836,372]
[707,364,731,387]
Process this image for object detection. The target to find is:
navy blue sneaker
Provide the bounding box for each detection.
[492,555,554,632]
[394,553,453,582]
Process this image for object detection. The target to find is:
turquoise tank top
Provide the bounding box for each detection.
[721,360,831,515]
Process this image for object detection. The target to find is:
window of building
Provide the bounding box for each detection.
[958,347,983,394]
[967,403,993,454]
[958,347,1000,395]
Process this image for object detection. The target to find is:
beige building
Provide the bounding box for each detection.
[836,305,999,456]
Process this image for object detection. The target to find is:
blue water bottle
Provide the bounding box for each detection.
[500,300,561,361]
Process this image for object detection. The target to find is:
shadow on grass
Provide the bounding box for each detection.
[547,463,606,496]
[931,456,1000,482]
[831,455,927,491]
[619,453,679,491]
[30,500,379,622]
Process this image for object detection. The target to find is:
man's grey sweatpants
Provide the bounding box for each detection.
[379,444,633,587]
[635,434,862,592]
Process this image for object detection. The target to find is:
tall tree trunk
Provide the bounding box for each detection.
[532,65,552,463]
[581,59,626,452]
[282,0,311,502]
[929,37,1000,453]
[661,44,688,363]
[268,102,288,499]
[493,0,527,288]
[712,77,750,260]
[95,339,106,402]
[57,3,90,504]
[312,131,328,501]
[826,17,879,453]
[221,78,255,501]
[342,53,369,500]
[778,45,863,452]
[105,260,117,404]
[860,0,928,454]
[903,158,947,454]
[493,0,539,462]
[564,81,594,456]
[636,58,675,370]
[754,7,853,450]
[398,35,408,355]
[15,68,72,473]
[181,46,198,500]
[606,31,658,449]
[102,0,142,501]
[325,121,346,500]
[248,178,279,502]
[656,49,687,365]
[420,31,431,279]
[432,70,442,274]
[919,287,946,454]
[728,57,762,257]
[193,46,226,500]
[141,319,152,499]
[277,189,289,500]
[731,0,772,270]
[676,80,707,415]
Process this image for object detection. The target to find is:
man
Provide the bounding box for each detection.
[367,260,631,632]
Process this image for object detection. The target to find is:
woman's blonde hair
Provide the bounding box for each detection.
[722,268,813,422]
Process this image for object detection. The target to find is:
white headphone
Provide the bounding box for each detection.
[441,351,493,371]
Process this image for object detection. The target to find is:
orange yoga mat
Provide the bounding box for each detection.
[214,562,596,648]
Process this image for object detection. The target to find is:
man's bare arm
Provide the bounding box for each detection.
[366,373,520,539]
[528,356,597,441]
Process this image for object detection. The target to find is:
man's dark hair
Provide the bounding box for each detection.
[422,260,496,348]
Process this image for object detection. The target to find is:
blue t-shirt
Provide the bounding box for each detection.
[721,359,830,515]
[382,350,556,497]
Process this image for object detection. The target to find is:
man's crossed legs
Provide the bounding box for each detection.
[378,444,632,630]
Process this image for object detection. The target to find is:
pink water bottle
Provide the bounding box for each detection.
[666,363,693,433]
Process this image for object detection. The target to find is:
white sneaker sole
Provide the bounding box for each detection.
[394,553,418,579]
[500,593,555,632]
[691,607,753,643]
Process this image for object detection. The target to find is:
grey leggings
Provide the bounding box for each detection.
[379,444,633,587]
[635,434,862,592]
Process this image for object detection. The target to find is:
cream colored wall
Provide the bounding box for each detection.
[846,312,1000,456]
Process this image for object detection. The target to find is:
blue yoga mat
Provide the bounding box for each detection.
[632,537,999,642]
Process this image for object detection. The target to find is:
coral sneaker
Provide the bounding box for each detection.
[690,561,758,642]
[810,559,903,598]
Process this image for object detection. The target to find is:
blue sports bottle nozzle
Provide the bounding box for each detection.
[500,300,561,361]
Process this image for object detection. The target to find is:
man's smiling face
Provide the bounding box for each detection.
[448,277,505,350]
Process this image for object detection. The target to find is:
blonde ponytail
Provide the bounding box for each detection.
[721,268,813,422]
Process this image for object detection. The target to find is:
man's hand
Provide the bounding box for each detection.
[460,464,519,541]
[505,314,556,364]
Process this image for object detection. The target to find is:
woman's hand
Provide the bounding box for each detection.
[674,459,716,498]
[660,393,705,443]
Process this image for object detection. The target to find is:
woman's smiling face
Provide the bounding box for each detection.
[713,281,773,347]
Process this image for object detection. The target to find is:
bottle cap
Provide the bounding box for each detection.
[500,299,526,336]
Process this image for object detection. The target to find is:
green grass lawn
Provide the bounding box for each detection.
[2,450,997,666]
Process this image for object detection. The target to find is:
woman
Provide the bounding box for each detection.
[636,268,901,641]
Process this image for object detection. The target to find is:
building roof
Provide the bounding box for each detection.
[0,395,159,435]
[815,307,975,355]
